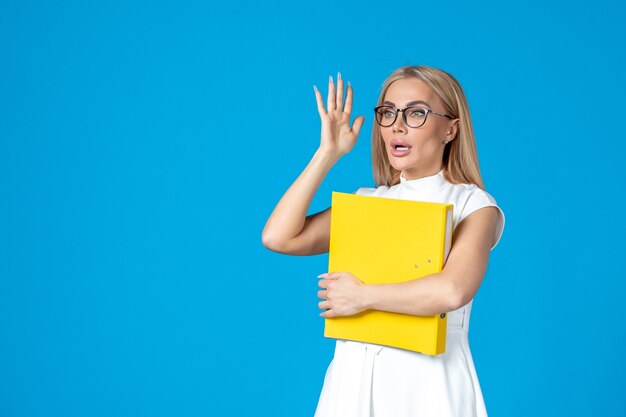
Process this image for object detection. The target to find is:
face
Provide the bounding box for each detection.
[379,78,458,180]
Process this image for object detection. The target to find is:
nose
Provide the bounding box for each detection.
[392,110,406,133]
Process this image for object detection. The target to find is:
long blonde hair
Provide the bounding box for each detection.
[372,65,485,189]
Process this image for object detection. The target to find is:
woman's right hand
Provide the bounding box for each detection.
[314,73,365,160]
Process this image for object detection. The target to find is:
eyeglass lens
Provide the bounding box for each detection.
[375,106,428,128]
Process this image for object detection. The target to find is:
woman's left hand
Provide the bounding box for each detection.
[317,272,368,318]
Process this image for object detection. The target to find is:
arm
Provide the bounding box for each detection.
[262,74,365,256]
[318,206,500,317]
[261,152,335,255]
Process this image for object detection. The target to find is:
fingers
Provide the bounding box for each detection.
[335,72,344,111]
[344,81,353,114]
[326,75,336,112]
[319,302,336,318]
[318,285,331,316]
[317,73,353,115]
[321,309,337,318]
[352,115,365,136]
[318,273,340,288]
[313,85,326,117]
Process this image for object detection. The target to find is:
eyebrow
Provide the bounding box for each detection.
[383,100,432,108]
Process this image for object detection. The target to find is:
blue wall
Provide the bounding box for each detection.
[1,0,625,416]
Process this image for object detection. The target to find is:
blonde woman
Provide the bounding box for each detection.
[262,65,505,417]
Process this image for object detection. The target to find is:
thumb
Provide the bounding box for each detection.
[352,116,365,136]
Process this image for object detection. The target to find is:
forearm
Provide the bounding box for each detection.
[262,150,337,243]
[362,273,457,316]
[354,207,497,317]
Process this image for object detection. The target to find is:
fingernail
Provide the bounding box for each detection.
[338,72,342,80]
[329,75,333,83]
[347,80,351,87]
[317,273,328,278]
[313,85,318,92]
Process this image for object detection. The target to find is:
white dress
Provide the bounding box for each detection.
[314,169,505,417]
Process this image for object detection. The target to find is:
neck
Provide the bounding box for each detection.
[401,164,443,181]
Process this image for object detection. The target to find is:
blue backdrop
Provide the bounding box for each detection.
[2,0,625,416]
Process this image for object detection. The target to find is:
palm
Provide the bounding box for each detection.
[314,74,365,158]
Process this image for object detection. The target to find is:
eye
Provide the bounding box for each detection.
[377,107,396,119]
[408,108,427,118]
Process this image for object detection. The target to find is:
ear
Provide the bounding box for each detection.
[446,119,460,141]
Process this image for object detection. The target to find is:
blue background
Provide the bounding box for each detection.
[2,0,625,416]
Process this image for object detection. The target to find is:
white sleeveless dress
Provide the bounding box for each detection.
[314,170,505,417]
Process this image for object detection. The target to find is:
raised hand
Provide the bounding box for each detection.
[314,72,365,160]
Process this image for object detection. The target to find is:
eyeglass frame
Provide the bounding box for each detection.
[373,105,455,128]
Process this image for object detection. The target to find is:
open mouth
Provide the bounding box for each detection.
[390,139,412,152]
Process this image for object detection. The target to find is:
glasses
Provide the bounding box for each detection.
[374,105,454,128]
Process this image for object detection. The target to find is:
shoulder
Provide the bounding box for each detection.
[448,183,505,251]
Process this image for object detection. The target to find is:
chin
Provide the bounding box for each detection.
[387,154,417,172]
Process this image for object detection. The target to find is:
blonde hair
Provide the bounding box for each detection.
[371,65,485,189]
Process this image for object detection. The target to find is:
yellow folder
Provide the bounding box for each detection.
[324,192,454,355]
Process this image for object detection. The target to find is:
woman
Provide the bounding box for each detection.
[262,65,505,417]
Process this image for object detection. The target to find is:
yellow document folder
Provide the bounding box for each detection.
[325,192,454,355]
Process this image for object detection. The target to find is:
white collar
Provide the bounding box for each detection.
[399,169,448,192]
